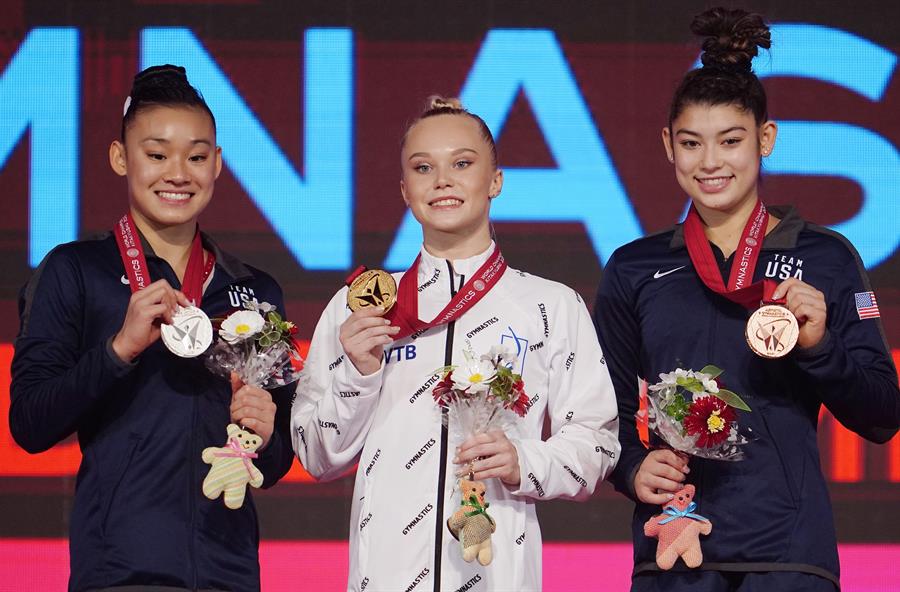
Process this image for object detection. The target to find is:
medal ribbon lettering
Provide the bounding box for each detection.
[114,213,215,305]
[386,247,508,341]
[682,201,781,309]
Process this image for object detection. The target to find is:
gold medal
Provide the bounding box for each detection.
[745,304,799,358]
[347,269,397,315]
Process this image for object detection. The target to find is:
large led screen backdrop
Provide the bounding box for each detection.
[0,1,898,590]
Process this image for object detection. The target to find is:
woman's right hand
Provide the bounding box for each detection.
[112,279,191,363]
[634,449,690,505]
[339,307,400,376]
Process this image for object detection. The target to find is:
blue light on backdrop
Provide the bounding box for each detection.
[0,24,896,270]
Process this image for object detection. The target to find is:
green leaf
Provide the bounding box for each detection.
[712,389,751,411]
[699,365,724,379]
[267,311,283,324]
[663,394,691,421]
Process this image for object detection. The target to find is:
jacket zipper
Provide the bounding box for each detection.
[433,261,461,592]
[190,370,199,589]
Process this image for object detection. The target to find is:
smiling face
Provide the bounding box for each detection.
[662,103,776,221]
[110,105,222,235]
[400,113,502,256]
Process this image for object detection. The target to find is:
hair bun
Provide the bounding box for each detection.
[427,95,464,111]
[692,7,770,73]
[132,64,189,91]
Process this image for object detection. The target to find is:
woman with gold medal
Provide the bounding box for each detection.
[593,7,900,592]
[292,97,620,591]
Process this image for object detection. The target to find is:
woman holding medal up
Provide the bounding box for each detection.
[10,65,295,592]
[292,97,619,591]
[594,7,900,592]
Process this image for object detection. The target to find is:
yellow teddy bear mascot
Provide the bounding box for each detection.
[202,423,264,509]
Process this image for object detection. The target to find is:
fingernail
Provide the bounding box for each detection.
[452,456,459,463]
[683,466,690,473]
[667,493,674,500]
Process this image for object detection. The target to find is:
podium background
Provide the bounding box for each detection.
[1,1,898,589]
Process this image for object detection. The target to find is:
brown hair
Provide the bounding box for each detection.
[668,7,771,126]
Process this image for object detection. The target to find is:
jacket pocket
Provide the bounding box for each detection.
[99,434,142,535]
[757,410,800,508]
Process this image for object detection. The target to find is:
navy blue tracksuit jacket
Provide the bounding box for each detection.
[10,231,295,592]
[594,206,900,588]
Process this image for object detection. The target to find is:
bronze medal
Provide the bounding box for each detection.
[347,269,397,315]
[745,304,799,358]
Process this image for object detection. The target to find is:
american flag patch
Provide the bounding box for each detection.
[855,291,880,320]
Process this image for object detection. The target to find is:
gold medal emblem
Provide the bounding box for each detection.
[745,304,799,358]
[347,269,397,315]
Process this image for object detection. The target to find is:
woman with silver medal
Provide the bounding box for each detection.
[10,65,294,592]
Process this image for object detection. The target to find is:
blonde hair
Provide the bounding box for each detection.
[401,95,498,167]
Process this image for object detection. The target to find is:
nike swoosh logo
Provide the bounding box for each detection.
[120,275,130,285]
[653,266,686,279]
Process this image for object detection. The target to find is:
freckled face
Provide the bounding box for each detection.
[110,105,222,231]
[400,114,502,243]
[662,103,776,217]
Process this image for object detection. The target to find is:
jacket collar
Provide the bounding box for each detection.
[133,228,254,283]
[669,204,803,251]
[417,241,497,280]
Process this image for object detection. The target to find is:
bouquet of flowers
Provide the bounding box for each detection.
[645,365,752,461]
[204,301,303,389]
[431,345,530,567]
[432,345,530,438]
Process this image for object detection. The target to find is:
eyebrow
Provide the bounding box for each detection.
[140,138,213,146]
[407,147,479,161]
[675,126,748,137]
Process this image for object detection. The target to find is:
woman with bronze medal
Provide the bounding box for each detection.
[10,66,295,591]
[292,97,620,591]
[594,7,900,592]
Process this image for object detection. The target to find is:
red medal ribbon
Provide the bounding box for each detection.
[386,247,508,341]
[682,200,780,309]
[114,213,215,305]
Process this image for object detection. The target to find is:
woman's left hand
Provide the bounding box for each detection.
[229,372,277,450]
[454,429,520,486]
[771,278,827,349]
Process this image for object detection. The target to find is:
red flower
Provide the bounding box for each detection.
[683,395,736,448]
[506,379,530,417]
[432,374,455,406]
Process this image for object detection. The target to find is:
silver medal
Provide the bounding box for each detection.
[161,305,213,358]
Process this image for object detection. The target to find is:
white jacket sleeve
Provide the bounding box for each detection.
[291,288,385,481]
[509,289,620,501]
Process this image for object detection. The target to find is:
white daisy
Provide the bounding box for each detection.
[219,310,265,344]
[451,358,497,393]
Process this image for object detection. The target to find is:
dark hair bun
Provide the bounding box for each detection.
[129,64,196,103]
[121,64,215,138]
[692,7,770,73]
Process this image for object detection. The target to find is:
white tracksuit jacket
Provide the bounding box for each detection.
[291,243,620,592]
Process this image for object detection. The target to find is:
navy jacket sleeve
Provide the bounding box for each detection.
[794,243,900,443]
[10,246,135,453]
[593,251,647,502]
[247,282,297,487]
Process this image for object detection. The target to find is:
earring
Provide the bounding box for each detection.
[761,146,771,156]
